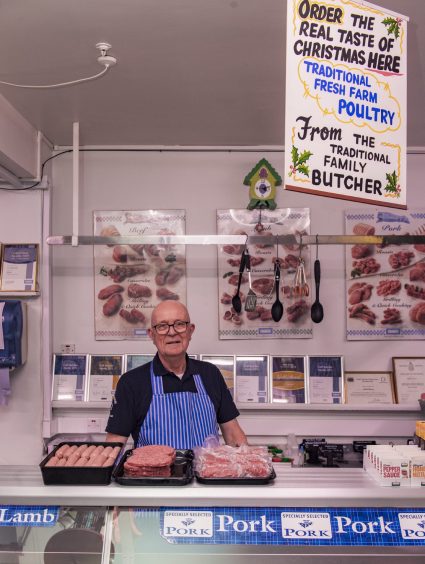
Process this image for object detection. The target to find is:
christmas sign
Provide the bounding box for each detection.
[284,0,408,208]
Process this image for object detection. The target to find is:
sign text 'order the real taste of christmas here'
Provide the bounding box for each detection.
[284,0,408,209]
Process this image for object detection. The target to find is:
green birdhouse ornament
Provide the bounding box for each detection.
[243,158,282,210]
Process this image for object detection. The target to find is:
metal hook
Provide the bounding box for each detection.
[316,234,319,260]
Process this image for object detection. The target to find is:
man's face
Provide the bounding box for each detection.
[148,301,195,360]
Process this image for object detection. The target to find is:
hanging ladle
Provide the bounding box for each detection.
[271,257,283,322]
[231,246,247,314]
[311,234,324,323]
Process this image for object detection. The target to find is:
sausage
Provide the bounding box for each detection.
[65,453,81,466]
[63,445,78,459]
[88,454,107,467]
[98,284,124,300]
[82,445,97,459]
[103,458,115,467]
[74,444,89,456]
[89,446,105,459]
[110,446,122,459]
[74,457,89,467]
[102,446,113,457]
[45,456,59,467]
[55,444,70,459]
[56,457,67,467]
[103,293,123,316]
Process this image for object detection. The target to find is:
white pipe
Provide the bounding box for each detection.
[72,122,79,247]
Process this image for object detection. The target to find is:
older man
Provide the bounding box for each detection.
[106,300,247,449]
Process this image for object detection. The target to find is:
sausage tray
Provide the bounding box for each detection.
[113,449,194,486]
[195,467,276,485]
[39,441,124,485]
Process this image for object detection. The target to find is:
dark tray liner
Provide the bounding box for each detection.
[113,449,194,486]
[40,441,124,485]
[195,467,276,485]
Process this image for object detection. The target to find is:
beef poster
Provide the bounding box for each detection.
[94,210,186,340]
[345,209,425,340]
[217,208,312,340]
[285,0,407,208]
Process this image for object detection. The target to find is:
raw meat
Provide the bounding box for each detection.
[156,288,179,300]
[128,284,152,298]
[381,308,402,324]
[404,284,425,300]
[349,302,376,324]
[119,309,146,324]
[352,258,380,275]
[389,251,415,270]
[98,284,124,300]
[252,277,274,295]
[352,223,375,236]
[410,303,425,324]
[287,300,308,322]
[348,282,373,304]
[351,245,372,259]
[107,264,150,283]
[376,279,401,297]
[103,293,123,316]
[410,262,425,282]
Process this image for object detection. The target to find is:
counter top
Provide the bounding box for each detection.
[2,465,425,508]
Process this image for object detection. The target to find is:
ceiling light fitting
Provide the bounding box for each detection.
[0,43,117,89]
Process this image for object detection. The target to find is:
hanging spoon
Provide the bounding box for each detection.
[231,247,247,314]
[311,235,324,323]
[271,260,283,322]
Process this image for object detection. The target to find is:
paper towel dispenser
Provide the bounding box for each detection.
[0,300,27,368]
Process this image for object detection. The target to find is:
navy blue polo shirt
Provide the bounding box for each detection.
[106,354,239,445]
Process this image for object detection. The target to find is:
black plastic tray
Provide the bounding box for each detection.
[39,441,124,485]
[113,449,194,486]
[195,467,276,485]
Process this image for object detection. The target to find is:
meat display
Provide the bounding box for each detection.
[123,445,176,477]
[107,264,150,283]
[127,284,152,298]
[410,262,425,282]
[287,300,308,322]
[414,244,425,254]
[381,308,402,324]
[348,302,376,324]
[227,256,264,267]
[410,302,425,325]
[98,284,125,300]
[223,244,245,255]
[404,283,425,300]
[351,245,373,259]
[156,288,179,300]
[348,282,373,304]
[100,225,121,246]
[194,445,272,479]
[103,293,123,316]
[227,273,248,286]
[352,257,380,276]
[389,251,415,270]
[251,277,274,295]
[352,223,375,236]
[281,254,299,270]
[376,279,401,297]
[45,443,121,468]
[155,264,185,286]
[119,308,146,324]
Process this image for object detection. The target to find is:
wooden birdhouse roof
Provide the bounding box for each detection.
[243,158,282,186]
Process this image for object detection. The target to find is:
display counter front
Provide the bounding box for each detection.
[2,465,425,562]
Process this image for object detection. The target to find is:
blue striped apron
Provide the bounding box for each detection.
[137,362,219,449]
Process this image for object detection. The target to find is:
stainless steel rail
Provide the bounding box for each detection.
[46,234,425,246]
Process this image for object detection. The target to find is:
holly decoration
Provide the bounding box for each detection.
[384,170,401,197]
[382,17,402,39]
[289,146,313,178]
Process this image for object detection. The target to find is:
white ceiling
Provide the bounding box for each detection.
[0,0,423,147]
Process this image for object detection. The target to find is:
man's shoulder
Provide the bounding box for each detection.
[120,362,151,386]
[190,358,220,378]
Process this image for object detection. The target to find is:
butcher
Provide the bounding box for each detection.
[105,300,247,449]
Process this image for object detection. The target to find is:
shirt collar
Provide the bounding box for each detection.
[153,353,194,378]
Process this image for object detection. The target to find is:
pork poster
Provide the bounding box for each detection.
[285,0,408,208]
[345,209,425,340]
[217,208,312,340]
[94,210,186,340]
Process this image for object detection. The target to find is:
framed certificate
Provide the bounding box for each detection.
[125,354,154,371]
[271,356,306,403]
[344,371,395,405]
[0,243,39,291]
[52,354,88,401]
[235,355,268,403]
[201,354,235,397]
[307,355,344,404]
[88,355,123,402]
[392,357,425,404]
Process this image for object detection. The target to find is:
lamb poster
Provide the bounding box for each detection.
[94,210,186,340]
[345,209,425,340]
[285,0,408,208]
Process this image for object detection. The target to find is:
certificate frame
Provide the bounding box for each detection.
[0,243,39,292]
[392,357,425,404]
[344,371,395,405]
[201,354,235,397]
[52,353,88,401]
[307,355,344,404]
[88,354,124,402]
[270,355,306,404]
[125,354,154,372]
[235,354,269,404]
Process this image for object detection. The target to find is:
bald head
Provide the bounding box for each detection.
[151,300,190,327]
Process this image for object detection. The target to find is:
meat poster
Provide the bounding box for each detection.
[285,0,407,209]
[217,209,312,340]
[345,209,425,340]
[94,210,186,340]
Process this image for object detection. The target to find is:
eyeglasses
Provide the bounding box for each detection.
[152,320,190,335]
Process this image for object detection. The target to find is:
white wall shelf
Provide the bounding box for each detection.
[0,291,40,298]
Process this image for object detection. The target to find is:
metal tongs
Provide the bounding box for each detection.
[292,237,309,298]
